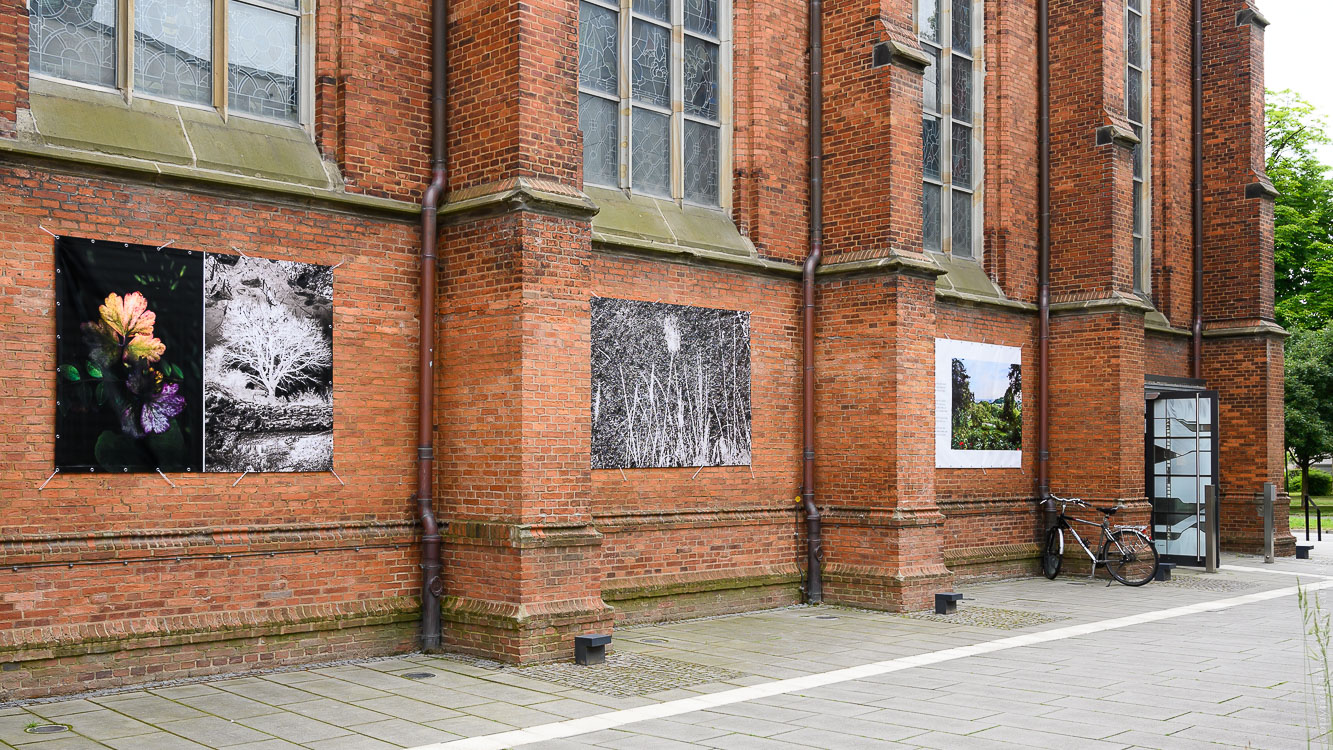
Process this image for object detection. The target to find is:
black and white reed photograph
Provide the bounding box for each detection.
[203,254,334,472]
[591,297,751,469]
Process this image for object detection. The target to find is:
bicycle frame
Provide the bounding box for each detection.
[1051,498,1148,577]
[1052,515,1107,575]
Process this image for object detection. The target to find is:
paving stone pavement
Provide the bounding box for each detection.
[5,550,1333,750]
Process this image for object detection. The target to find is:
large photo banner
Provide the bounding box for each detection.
[591,297,752,469]
[935,338,1023,469]
[53,237,333,473]
[55,238,205,472]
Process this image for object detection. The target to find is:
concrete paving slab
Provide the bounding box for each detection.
[151,717,272,746]
[234,712,351,744]
[343,719,461,746]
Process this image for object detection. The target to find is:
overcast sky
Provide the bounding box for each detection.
[1264,0,1333,165]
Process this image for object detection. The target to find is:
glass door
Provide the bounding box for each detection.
[1146,391,1219,565]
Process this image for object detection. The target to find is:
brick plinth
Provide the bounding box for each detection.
[816,270,951,611]
[439,200,613,662]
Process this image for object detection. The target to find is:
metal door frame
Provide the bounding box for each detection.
[1145,389,1220,566]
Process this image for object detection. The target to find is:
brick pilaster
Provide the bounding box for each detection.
[1199,2,1289,554]
[816,268,950,611]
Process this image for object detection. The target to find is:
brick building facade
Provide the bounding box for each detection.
[0,0,1287,699]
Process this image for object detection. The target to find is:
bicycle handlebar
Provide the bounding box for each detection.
[1041,494,1090,509]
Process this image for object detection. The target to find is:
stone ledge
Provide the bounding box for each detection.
[1049,291,1154,316]
[820,507,947,529]
[441,176,599,222]
[593,505,798,533]
[937,495,1039,515]
[0,597,417,660]
[601,564,801,602]
[443,520,603,549]
[817,249,945,280]
[1145,309,1192,337]
[944,542,1041,568]
[439,595,613,632]
[0,137,418,219]
[0,521,415,566]
[1202,320,1289,339]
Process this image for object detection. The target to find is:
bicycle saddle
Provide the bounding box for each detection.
[1096,506,1119,516]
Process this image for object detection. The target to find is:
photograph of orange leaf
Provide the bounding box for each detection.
[55,237,203,472]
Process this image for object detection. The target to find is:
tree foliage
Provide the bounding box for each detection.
[1268,90,1333,331]
[1286,327,1333,506]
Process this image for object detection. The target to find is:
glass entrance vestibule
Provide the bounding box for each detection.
[1146,387,1220,566]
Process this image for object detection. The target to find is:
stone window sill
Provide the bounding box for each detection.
[587,186,759,262]
[20,77,335,189]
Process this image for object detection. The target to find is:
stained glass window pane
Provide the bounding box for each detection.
[952,189,972,257]
[579,1,618,96]
[952,0,970,51]
[1133,132,1143,179]
[135,0,213,105]
[684,120,719,204]
[1127,67,1142,123]
[684,0,716,36]
[631,19,670,108]
[952,122,971,186]
[921,47,939,113]
[634,0,668,22]
[923,117,941,180]
[1127,11,1141,68]
[919,0,939,43]
[228,2,298,122]
[1133,237,1143,289]
[923,184,942,253]
[1133,180,1143,233]
[581,93,619,186]
[632,107,670,196]
[952,55,972,121]
[683,37,718,120]
[28,0,117,87]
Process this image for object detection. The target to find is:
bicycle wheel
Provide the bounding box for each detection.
[1042,526,1063,580]
[1102,529,1159,586]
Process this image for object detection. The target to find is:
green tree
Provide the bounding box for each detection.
[1286,327,1333,508]
[1267,90,1333,331]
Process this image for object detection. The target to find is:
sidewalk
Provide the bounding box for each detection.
[3,550,1330,750]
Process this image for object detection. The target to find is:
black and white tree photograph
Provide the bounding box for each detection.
[203,254,334,472]
[591,297,751,469]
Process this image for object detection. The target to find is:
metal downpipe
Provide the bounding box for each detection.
[1191,0,1203,380]
[416,0,448,652]
[801,0,824,604]
[1037,0,1052,524]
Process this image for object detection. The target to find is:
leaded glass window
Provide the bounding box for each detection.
[918,0,981,258]
[1127,0,1151,292]
[28,0,311,128]
[578,0,729,206]
[28,0,117,87]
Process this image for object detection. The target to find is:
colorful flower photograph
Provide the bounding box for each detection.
[54,237,204,471]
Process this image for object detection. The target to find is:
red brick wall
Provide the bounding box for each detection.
[0,0,432,202]
[0,0,29,136]
[590,254,803,620]
[0,168,423,695]
[934,304,1043,577]
[731,0,810,264]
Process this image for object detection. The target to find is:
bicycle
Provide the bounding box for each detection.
[1041,494,1160,586]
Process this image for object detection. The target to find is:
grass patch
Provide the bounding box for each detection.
[1292,497,1333,531]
